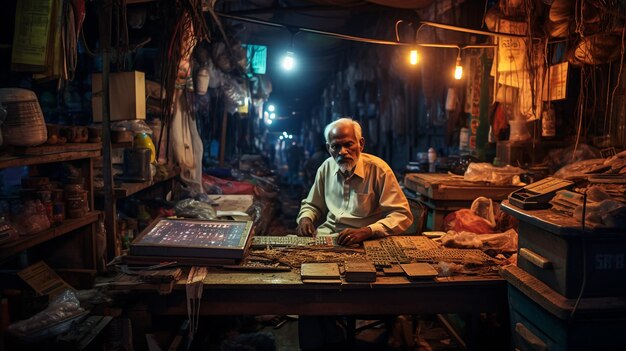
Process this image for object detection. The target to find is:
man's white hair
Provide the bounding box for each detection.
[324,118,362,143]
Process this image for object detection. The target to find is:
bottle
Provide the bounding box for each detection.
[542,107,556,138]
[134,132,156,164]
[428,148,437,173]
[428,147,437,163]
[459,127,470,155]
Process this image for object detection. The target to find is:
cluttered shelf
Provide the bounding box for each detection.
[0,145,101,169]
[0,211,100,261]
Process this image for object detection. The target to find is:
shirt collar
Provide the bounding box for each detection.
[334,155,365,179]
[353,155,365,179]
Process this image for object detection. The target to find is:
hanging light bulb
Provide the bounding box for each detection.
[409,48,419,65]
[282,51,295,71]
[454,51,463,80]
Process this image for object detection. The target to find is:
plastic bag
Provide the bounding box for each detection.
[110,120,153,135]
[444,209,495,234]
[574,199,625,226]
[544,143,601,174]
[441,229,518,253]
[553,158,605,179]
[202,174,255,195]
[435,261,465,277]
[470,197,496,228]
[174,198,217,220]
[464,163,525,185]
[440,231,483,249]
[8,289,86,341]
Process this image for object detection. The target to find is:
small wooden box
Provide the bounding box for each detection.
[92,71,146,122]
[344,261,377,282]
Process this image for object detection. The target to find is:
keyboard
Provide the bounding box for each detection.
[251,235,337,248]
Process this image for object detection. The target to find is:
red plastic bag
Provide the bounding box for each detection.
[443,209,495,234]
[202,174,255,195]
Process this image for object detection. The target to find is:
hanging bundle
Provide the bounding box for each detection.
[568,32,623,66]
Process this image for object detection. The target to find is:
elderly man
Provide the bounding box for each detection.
[296,118,413,350]
[297,117,413,245]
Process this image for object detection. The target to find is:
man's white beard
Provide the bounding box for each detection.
[337,155,359,174]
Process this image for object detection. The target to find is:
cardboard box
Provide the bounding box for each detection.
[92,71,146,122]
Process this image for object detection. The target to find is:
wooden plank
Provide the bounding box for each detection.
[111,141,133,149]
[0,211,100,261]
[96,173,176,198]
[13,143,102,156]
[0,150,101,168]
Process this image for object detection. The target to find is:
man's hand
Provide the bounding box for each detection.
[337,227,373,246]
[297,218,316,237]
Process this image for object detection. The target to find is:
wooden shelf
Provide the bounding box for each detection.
[0,211,100,261]
[96,173,176,198]
[0,147,101,168]
[111,141,133,149]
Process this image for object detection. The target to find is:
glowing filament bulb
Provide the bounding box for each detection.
[454,57,463,80]
[409,49,419,65]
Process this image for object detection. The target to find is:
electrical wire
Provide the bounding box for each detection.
[571,189,589,320]
[219,12,498,51]
[481,0,489,29]
[607,25,626,137]
[573,66,585,161]
[219,12,407,46]
[604,63,612,134]
[420,20,538,40]
[394,20,404,42]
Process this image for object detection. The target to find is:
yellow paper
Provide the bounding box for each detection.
[11,0,54,68]
[543,62,569,101]
[17,261,75,298]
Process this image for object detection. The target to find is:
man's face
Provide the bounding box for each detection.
[327,124,364,173]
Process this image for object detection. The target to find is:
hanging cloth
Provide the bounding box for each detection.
[171,90,204,194]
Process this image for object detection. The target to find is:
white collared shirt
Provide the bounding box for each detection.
[297,153,413,237]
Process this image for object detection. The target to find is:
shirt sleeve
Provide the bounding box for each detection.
[367,167,413,238]
[297,165,328,224]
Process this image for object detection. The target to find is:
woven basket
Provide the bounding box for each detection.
[0,88,47,146]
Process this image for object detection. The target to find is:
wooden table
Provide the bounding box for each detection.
[135,271,506,316]
[404,173,520,230]
[115,266,507,350]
